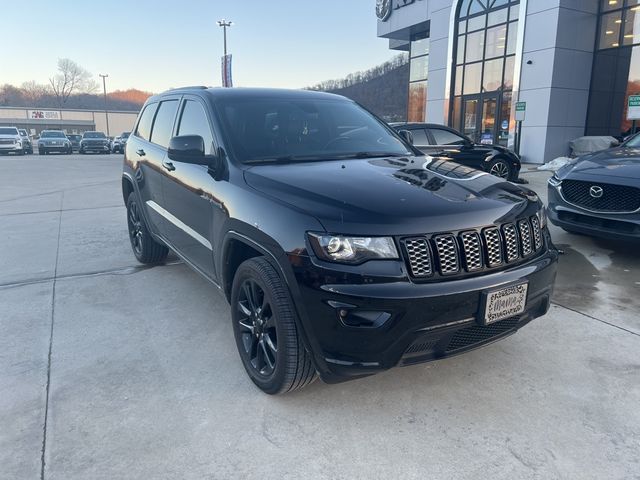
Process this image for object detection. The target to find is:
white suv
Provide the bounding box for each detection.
[0,127,24,155]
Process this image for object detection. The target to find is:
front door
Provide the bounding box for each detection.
[460,94,499,145]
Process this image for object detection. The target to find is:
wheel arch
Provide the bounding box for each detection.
[122,173,135,205]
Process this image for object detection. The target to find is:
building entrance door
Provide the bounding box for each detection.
[461,94,500,145]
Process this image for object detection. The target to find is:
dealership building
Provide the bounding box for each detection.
[0,107,138,137]
[376,0,639,163]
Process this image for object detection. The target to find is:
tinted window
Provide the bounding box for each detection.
[135,103,158,141]
[177,100,214,154]
[0,127,19,135]
[82,132,106,138]
[429,128,467,146]
[41,131,66,138]
[218,98,410,163]
[150,100,179,149]
[408,128,429,145]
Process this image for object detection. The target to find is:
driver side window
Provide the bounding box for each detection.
[177,100,215,155]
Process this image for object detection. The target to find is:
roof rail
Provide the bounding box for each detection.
[165,85,209,92]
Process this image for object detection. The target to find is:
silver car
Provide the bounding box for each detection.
[0,127,25,155]
[38,130,72,155]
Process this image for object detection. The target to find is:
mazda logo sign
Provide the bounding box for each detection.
[589,185,604,198]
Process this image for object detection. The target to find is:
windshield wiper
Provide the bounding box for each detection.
[333,151,410,159]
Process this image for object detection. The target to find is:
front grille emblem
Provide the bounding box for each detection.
[589,185,603,198]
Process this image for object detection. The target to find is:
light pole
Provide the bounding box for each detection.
[99,74,110,137]
[217,19,233,57]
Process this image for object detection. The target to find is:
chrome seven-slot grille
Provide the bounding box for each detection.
[401,215,543,279]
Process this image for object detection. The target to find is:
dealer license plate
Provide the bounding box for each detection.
[483,283,528,325]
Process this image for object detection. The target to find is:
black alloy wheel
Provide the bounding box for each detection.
[488,158,513,180]
[237,277,278,377]
[231,257,316,394]
[125,192,169,264]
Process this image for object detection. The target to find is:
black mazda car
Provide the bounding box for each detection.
[391,122,522,181]
[548,135,640,240]
[122,87,558,394]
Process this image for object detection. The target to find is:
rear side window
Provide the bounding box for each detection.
[429,128,466,146]
[177,100,214,155]
[135,103,158,141]
[150,100,179,149]
[409,128,429,145]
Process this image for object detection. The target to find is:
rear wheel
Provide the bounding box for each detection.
[231,257,317,395]
[126,192,169,264]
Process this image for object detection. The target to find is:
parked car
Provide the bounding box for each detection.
[391,122,522,181]
[37,130,72,155]
[548,135,640,241]
[112,131,130,153]
[0,127,25,155]
[79,131,110,154]
[122,87,558,394]
[18,129,33,154]
[66,134,82,152]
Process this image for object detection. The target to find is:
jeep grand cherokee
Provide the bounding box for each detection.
[122,87,558,394]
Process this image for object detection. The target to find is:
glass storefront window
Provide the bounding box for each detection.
[488,8,508,27]
[623,7,640,45]
[463,63,482,95]
[599,11,623,49]
[601,0,623,12]
[483,58,504,91]
[467,14,486,32]
[485,24,507,59]
[507,21,519,55]
[410,56,429,82]
[509,5,519,20]
[503,55,515,90]
[499,91,512,146]
[411,37,430,57]
[408,81,427,122]
[457,36,466,64]
[466,30,485,62]
[455,66,464,95]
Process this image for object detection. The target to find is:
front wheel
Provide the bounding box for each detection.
[487,157,514,181]
[126,192,168,264]
[231,257,317,394]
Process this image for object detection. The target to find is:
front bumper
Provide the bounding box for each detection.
[0,143,23,152]
[290,236,558,383]
[39,144,70,152]
[81,144,110,152]
[548,184,640,240]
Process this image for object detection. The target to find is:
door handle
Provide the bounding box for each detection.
[162,160,175,172]
[136,149,146,157]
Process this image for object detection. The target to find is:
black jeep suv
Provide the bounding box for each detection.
[122,87,558,394]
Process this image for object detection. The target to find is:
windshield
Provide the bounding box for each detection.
[0,127,19,135]
[624,133,640,148]
[19,129,28,136]
[83,132,106,139]
[41,131,66,138]
[68,135,81,140]
[217,98,411,163]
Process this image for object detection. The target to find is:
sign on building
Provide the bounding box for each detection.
[221,54,233,88]
[28,110,61,120]
[515,102,526,122]
[627,95,640,120]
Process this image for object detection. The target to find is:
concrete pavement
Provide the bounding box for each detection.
[1,154,638,479]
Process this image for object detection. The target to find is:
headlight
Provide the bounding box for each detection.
[308,233,398,264]
[548,174,562,188]
[537,207,548,229]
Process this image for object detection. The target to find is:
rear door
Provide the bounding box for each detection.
[160,96,217,280]
[128,102,167,234]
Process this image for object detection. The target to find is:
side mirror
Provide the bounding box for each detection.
[463,139,474,148]
[398,129,414,145]
[168,135,207,164]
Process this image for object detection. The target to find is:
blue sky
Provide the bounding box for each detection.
[2,0,394,93]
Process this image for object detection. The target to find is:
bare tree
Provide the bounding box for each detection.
[49,58,98,107]
[21,81,50,102]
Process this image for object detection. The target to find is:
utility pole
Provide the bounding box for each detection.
[217,19,233,87]
[99,74,110,136]
[217,19,233,56]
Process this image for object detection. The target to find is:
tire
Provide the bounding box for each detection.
[39,149,44,155]
[231,257,317,394]
[487,157,514,180]
[126,192,169,264]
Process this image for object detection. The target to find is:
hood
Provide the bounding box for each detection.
[244,156,536,235]
[559,147,640,183]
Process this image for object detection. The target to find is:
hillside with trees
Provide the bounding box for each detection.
[0,58,151,111]
[308,54,409,121]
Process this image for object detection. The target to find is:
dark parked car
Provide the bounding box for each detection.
[548,135,640,240]
[391,122,522,181]
[38,130,72,154]
[79,131,110,154]
[18,129,33,154]
[67,134,82,152]
[122,87,558,394]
